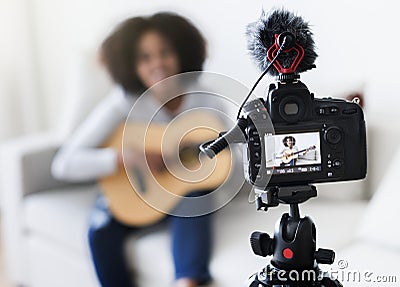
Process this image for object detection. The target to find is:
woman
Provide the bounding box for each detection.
[52,12,215,287]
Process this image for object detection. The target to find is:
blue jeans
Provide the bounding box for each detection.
[88,193,213,287]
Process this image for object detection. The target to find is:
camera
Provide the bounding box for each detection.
[242,74,367,188]
[200,11,367,190]
[201,10,365,286]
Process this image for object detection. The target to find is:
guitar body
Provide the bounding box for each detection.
[99,112,231,227]
[281,150,299,164]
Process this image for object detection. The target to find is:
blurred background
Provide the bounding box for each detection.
[1,0,398,140]
[0,0,399,286]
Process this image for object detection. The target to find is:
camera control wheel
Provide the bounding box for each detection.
[324,127,342,144]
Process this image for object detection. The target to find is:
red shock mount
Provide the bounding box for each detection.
[267,34,305,74]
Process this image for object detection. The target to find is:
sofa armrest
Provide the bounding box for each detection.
[0,132,66,284]
[0,132,68,200]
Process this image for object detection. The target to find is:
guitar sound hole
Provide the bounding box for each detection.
[179,145,200,170]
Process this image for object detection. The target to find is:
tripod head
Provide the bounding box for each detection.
[248,184,341,286]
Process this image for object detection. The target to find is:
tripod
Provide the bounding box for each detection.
[246,185,343,287]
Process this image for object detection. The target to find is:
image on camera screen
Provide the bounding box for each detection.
[265,131,322,175]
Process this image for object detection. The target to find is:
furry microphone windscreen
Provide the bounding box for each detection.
[246,9,318,76]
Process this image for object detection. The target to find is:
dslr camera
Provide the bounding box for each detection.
[201,10,366,286]
[242,75,367,189]
[201,23,367,190]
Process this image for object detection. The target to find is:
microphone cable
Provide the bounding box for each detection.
[236,35,292,119]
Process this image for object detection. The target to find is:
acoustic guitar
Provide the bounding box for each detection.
[99,111,232,226]
[279,145,316,164]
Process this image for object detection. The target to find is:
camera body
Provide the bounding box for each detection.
[243,78,367,188]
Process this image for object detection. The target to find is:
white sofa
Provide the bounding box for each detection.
[1,120,400,287]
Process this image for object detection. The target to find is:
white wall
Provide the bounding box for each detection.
[2,0,399,136]
[0,0,43,139]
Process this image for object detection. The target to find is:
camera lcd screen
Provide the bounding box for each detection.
[264,131,322,175]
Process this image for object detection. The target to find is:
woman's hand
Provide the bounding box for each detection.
[117,149,166,173]
[145,152,166,173]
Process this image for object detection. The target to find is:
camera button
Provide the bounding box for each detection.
[317,108,325,115]
[330,107,339,113]
[252,141,261,147]
[250,130,259,136]
[343,108,357,114]
[251,173,263,182]
[327,172,334,177]
[250,114,258,120]
[250,136,260,143]
[333,159,342,168]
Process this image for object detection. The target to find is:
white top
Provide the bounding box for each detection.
[51,86,228,182]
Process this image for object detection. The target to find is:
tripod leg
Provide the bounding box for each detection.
[245,273,270,287]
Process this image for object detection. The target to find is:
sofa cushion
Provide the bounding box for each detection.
[23,184,98,254]
[23,184,368,286]
[127,198,368,286]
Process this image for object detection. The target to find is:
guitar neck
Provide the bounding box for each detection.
[284,146,315,156]
[293,148,308,155]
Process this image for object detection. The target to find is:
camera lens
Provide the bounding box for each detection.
[283,102,299,115]
[324,127,342,144]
